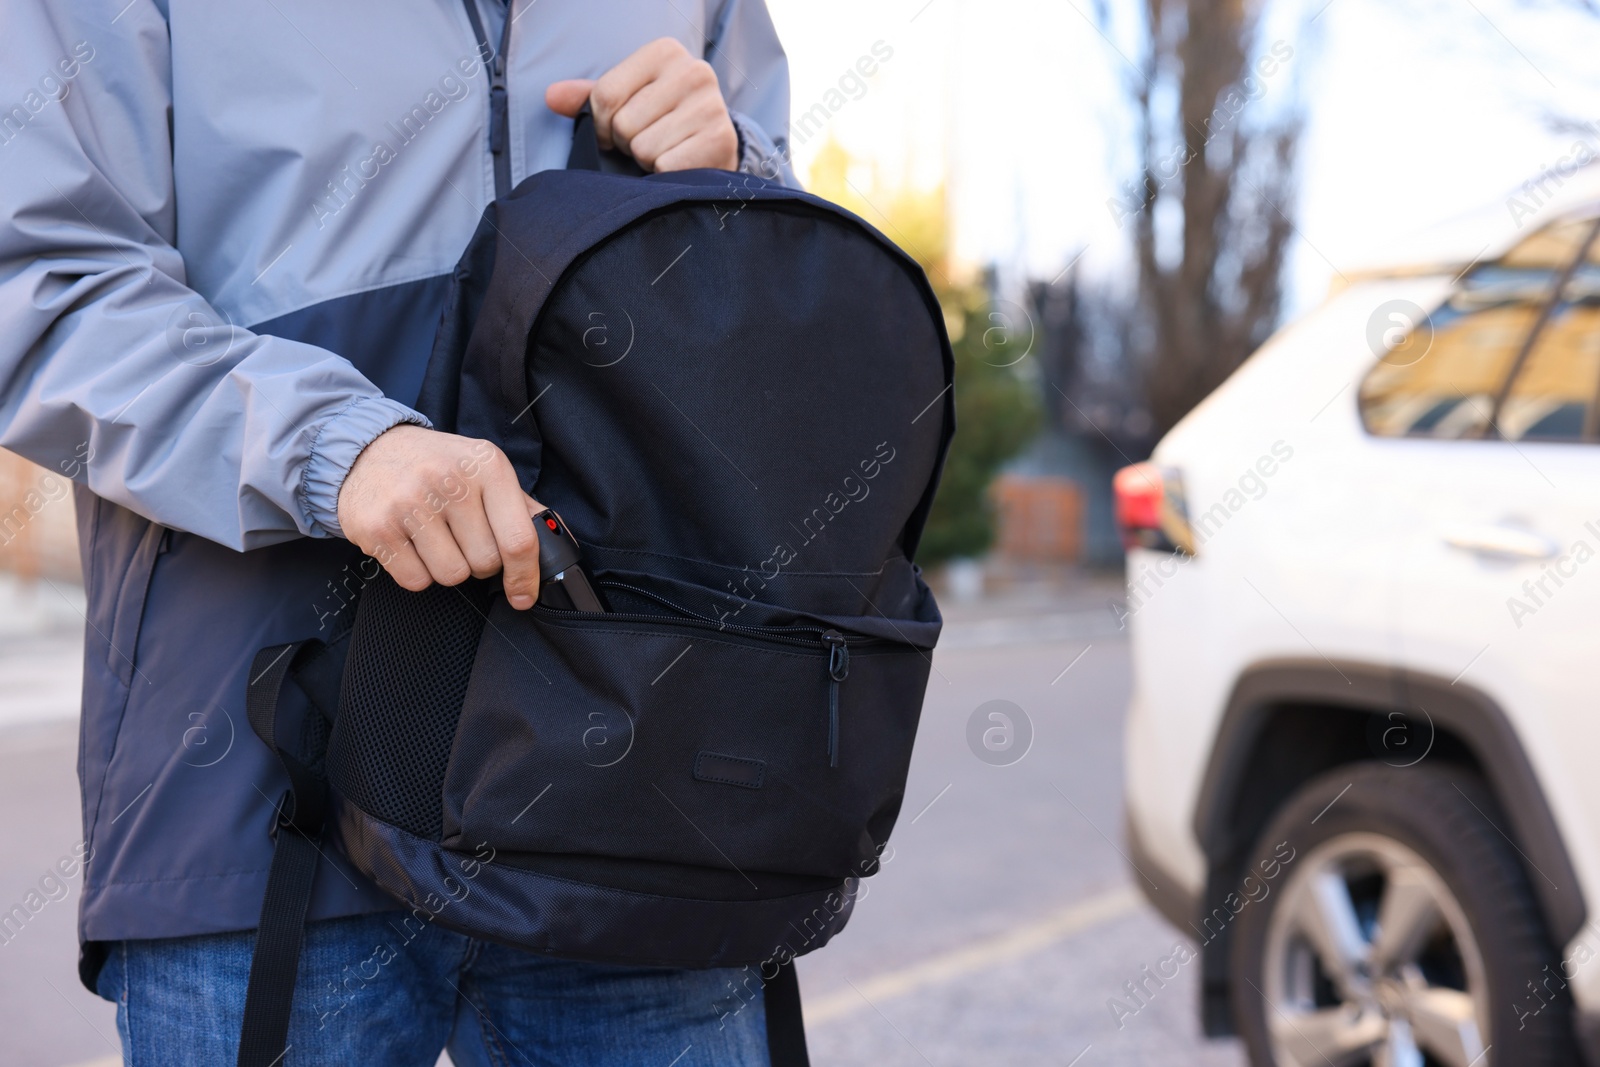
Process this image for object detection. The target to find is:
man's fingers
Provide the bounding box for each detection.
[545,78,596,118]
[626,97,727,171]
[588,38,687,149]
[607,72,685,156]
[446,505,502,579]
[654,126,739,174]
[484,476,541,609]
[339,428,547,601]
[411,520,474,588]
[378,540,433,593]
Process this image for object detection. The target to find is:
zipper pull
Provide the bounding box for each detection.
[489,83,508,156]
[822,629,850,682]
[822,630,849,769]
[488,27,509,156]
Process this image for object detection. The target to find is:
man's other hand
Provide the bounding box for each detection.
[337,425,543,609]
[546,37,739,173]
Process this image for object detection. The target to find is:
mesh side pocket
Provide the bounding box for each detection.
[327,573,495,840]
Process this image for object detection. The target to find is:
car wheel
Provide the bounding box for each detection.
[1230,762,1577,1066]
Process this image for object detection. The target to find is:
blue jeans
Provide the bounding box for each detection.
[95,912,771,1066]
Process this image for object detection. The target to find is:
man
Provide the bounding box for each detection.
[0,1,795,1062]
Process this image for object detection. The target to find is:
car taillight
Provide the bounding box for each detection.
[1113,463,1195,555]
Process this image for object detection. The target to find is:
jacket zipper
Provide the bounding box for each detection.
[487,28,510,197]
[459,0,515,199]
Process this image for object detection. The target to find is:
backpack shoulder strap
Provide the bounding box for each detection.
[765,959,812,1067]
[235,636,340,1067]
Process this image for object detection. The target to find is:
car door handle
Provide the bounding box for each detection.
[1442,523,1559,561]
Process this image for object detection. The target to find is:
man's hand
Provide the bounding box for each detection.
[546,37,739,173]
[337,425,543,609]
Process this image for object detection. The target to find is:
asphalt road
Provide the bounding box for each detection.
[0,592,1249,1067]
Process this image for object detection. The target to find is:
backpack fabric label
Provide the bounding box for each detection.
[695,751,766,789]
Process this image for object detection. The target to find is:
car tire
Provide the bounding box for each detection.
[1229,762,1578,1066]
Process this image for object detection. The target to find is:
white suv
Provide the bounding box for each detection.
[1118,182,1600,1066]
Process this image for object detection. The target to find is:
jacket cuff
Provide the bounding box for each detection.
[730,109,795,187]
[300,396,430,539]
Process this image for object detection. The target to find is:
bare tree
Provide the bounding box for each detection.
[1116,0,1305,434]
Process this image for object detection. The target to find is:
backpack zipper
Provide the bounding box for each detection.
[592,580,848,645]
[601,581,857,768]
[821,629,849,769]
[540,580,884,767]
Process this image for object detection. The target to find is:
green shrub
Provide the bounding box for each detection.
[916,302,1041,567]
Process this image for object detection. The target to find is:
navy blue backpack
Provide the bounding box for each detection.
[236,103,954,1067]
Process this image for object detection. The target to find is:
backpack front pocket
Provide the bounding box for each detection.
[438,595,931,883]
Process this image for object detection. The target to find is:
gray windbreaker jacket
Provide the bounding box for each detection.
[0,0,793,975]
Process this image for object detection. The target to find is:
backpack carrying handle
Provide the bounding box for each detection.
[566,103,648,177]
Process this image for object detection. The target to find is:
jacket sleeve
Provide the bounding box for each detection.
[0,0,427,552]
[706,0,797,186]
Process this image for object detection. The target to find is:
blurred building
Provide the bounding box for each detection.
[987,273,1154,570]
[989,473,1084,561]
[0,450,80,582]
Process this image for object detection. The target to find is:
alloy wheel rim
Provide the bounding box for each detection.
[1262,831,1491,1067]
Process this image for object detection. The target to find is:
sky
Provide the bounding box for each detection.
[762,0,1600,317]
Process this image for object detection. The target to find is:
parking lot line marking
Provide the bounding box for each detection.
[803,886,1143,1026]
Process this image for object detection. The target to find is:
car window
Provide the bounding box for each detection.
[1359,217,1600,442]
[1496,297,1600,441]
[1359,269,1548,438]
[1501,216,1600,269]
